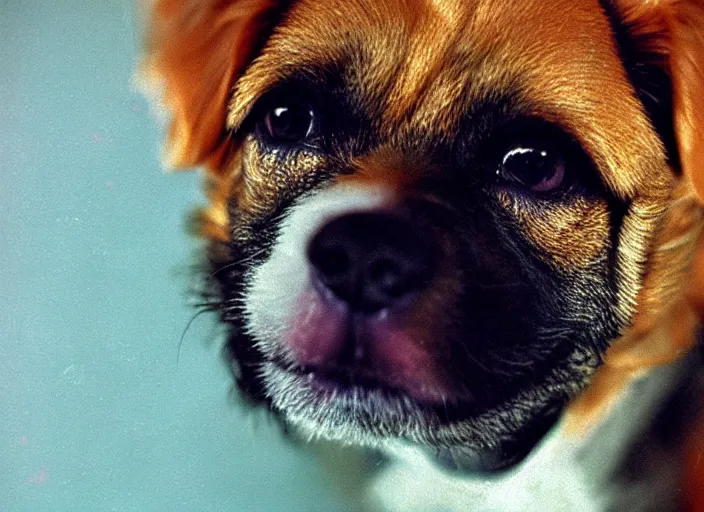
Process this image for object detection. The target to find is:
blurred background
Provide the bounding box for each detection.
[0,2,356,510]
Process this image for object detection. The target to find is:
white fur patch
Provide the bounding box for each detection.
[368,362,682,512]
[243,183,392,357]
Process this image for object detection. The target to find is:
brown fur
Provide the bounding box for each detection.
[561,7,704,505]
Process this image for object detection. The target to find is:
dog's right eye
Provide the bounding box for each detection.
[260,103,316,145]
[497,145,566,193]
[484,120,601,199]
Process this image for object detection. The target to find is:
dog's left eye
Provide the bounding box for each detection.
[262,103,316,144]
[496,145,566,193]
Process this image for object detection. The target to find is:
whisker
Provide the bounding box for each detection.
[441,396,451,423]
[176,308,213,369]
[458,342,493,374]
[207,247,268,281]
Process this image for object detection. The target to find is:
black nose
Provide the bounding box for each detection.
[307,212,436,313]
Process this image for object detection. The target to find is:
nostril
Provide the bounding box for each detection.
[312,243,350,280]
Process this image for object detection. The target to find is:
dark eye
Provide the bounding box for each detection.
[497,146,566,193]
[263,103,315,143]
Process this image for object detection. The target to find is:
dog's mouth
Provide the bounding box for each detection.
[266,355,563,473]
[270,284,464,405]
[272,355,462,412]
[289,363,435,401]
[262,288,564,473]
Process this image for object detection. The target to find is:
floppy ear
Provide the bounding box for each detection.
[565,0,704,434]
[139,0,288,174]
[616,0,704,201]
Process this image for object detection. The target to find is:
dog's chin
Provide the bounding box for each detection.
[258,357,565,473]
[260,358,447,441]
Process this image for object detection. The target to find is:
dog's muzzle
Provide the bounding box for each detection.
[273,207,450,404]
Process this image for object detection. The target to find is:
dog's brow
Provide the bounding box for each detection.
[227,61,341,131]
[227,72,278,131]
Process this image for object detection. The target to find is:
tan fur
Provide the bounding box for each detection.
[617,0,704,199]
[498,193,612,269]
[564,0,704,434]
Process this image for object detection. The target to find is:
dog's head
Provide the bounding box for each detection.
[141,0,704,471]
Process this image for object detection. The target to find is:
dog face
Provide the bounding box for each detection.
[141,0,704,470]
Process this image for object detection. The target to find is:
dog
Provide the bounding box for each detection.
[139,0,704,510]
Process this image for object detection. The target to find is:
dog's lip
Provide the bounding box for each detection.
[270,357,477,415]
[287,363,453,403]
[282,287,456,403]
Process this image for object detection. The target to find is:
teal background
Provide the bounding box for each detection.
[0,2,353,511]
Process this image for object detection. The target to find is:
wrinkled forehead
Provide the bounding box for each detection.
[229,0,669,198]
